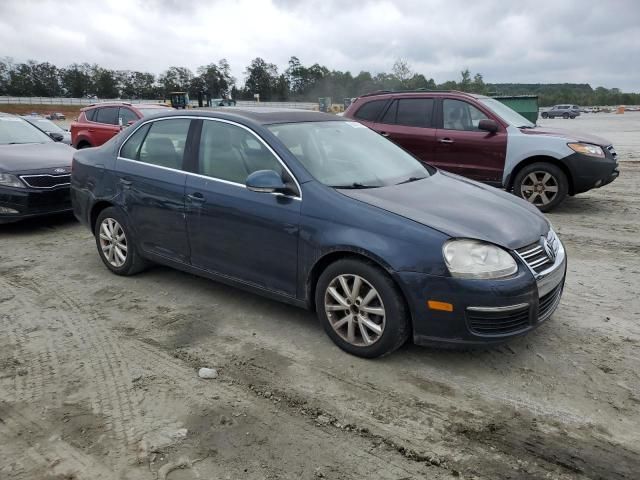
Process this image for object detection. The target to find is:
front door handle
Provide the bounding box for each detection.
[187,192,205,204]
[438,138,454,144]
[379,131,390,137]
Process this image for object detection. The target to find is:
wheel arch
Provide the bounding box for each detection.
[90,200,115,234]
[506,156,575,195]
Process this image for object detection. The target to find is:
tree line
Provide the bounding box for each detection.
[1,56,638,107]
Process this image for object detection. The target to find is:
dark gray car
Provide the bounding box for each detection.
[541,105,581,119]
[0,113,75,224]
[21,115,72,145]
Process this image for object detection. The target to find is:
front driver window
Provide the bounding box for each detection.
[443,99,489,131]
[199,120,282,185]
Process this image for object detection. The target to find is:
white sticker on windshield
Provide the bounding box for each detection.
[346,121,367,128]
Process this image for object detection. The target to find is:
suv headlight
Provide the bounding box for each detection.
[0,173,25,188]
[443,239,517,279]
[568,143,604,158]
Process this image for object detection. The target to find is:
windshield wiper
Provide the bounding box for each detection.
[331,182,381,189]
[396,176,426,185]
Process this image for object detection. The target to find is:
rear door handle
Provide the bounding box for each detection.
[438,138,454,144]
[187,192,205,204]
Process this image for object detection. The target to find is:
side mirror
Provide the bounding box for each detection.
[478,119,499,133]
[246,170,287,194]
[127,120,135,127]
[49,132,64,142]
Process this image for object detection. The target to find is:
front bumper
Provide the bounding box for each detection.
[0,185,72,224]
[563,150,619,195]
[398,241,567,347]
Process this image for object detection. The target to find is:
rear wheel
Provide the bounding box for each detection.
[77,141,92,149]
[541,112,549,119]
[513,162,568,212]
[563,112,569,119]
[95,207,148,275]
[315,259,410,358]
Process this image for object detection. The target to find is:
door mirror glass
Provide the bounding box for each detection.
[478,119,499,133]
[246,170,287,193]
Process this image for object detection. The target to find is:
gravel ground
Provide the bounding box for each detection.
[1,117,639,479]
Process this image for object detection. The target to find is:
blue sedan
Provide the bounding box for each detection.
[70,109,566,357]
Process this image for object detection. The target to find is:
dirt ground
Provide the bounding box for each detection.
[1,118,639,480]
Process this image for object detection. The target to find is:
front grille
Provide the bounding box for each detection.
[537,284,563,322]
[467,304,531,336]
[516,242,553,273]
[20,174,71,189]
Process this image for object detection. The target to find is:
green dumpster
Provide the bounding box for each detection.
[492,95,539,124]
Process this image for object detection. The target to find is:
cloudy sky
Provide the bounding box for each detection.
[1,0,639,91]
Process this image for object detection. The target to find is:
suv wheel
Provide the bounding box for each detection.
[562,112,569,119]
[541,112,549,119]
[95,207,148,275]
[315,259,410,358]
[513,162,568,212]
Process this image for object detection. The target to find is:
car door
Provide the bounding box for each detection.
[116,117,194,263]
[372,97,438,165]
[434,98,507,183]
[94,106,122,145]
[184,119,301,297]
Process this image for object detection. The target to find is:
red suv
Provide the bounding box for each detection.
[71,102,173,149]
[344,90,619,211]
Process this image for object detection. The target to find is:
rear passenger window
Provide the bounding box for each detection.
[95,107,119,125]
[199,120,282,185]
[120,124,151,160]
[381,99,434,127]
[354,100,387,122]
[138,119,191,169]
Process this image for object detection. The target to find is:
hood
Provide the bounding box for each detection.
[523,126,611,146]
[338,171,549,250]
[0,142,74,172]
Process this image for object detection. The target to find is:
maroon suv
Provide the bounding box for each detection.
[344,90,619,211]
[71,102,173,149]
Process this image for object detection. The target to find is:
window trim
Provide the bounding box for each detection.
[117,115,302,201]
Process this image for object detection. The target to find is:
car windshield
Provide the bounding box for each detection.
[25,117,65,133]
[0,116,53,144]
[479,98,535,128]
[268,121,429,188]
[137,107,174,117]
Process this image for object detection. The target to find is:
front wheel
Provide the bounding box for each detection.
[94,207,148,275]
[315,259,410,358]
[513,162,568,212]
[541,112,549,119]
[563,113,569,119]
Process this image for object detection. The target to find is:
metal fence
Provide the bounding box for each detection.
[0,96,318,110]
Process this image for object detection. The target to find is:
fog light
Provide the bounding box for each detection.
[428,300,454,312]
[0,206,19,214]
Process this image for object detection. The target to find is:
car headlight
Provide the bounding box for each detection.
[0,173,25,188]
[568,143,604,158]
[443,239,518,279]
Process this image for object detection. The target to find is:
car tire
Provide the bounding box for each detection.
[541,112,549,119]
[94,206,148,276]
[77,142,92,149]
[563,113,569,119]
[513,162,568,212]
[315,258,410,358]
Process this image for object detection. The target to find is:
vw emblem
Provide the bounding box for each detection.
[54,168,67,174]
[543,238,556,263]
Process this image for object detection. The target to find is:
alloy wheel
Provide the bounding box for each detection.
[324,274,386,347]
[520,171,559,206]
[98,218,128,268]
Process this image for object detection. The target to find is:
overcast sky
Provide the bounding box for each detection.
[1,0,639,91]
